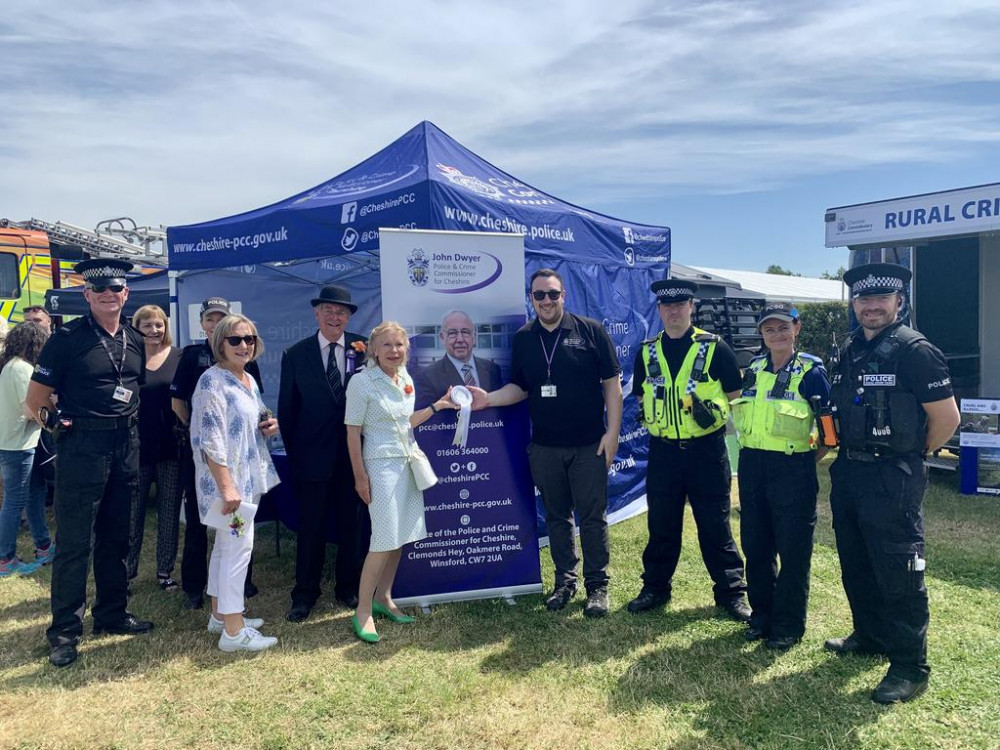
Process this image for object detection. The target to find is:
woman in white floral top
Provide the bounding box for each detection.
[191,314,280,652]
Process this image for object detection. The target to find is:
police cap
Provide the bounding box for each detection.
[758,301,799,327]
[200,297,231,318]
[843,263,911,298]
[651,278,698,303]
[75,258,134,286]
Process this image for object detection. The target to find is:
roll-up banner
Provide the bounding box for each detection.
[378,228,543,606]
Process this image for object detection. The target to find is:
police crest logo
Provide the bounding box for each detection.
[407,248,430,287]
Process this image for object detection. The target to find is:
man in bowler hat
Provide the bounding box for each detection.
[280,285,370,621]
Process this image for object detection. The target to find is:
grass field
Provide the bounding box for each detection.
[1,460,998,750]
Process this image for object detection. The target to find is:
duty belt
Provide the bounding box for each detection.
[652,430,725,450]
[67,414,138,431]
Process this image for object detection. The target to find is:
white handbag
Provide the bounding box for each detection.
[380,388,438,491]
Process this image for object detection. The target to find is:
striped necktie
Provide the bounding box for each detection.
[461,363,476,387]
[327,343,345,401]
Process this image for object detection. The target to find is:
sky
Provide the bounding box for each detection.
[3,0,1000,276]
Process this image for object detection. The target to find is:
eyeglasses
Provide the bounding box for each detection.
[444,328,474,339]
[531,290,563,301]
[87,283,126,294]
[224,335,257,346]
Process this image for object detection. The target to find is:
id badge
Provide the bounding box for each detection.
[541,384,557,398]
[113,385,134,403]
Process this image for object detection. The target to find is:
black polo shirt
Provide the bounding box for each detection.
[510,312,621,447]
[170,341,263,405]
[31,315,146,418]
[631,327,743,398]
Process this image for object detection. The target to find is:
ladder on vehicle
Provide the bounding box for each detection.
[16,217,168,267]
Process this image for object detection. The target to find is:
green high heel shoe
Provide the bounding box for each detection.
[351,615,380,643]
[372,600,415,624]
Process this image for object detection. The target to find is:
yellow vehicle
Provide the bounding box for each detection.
[0,219,167,323]
[0,226,79,323]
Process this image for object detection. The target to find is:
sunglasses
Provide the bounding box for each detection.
[224,335,257,346]
[87,284,126,294]
[531,290,563,301]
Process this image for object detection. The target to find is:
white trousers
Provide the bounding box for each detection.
[206,521,255,615]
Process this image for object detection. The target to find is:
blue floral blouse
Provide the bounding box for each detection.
[190,364,280,521]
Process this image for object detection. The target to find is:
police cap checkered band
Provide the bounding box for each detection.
[74,258,133,283]
[843,262,911,298]
[651,278,698,301]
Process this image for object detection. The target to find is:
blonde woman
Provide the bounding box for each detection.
[191,314,280,652]
[344,321,455,643]
[127,305,183,592]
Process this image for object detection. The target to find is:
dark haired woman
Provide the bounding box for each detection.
[0,322,53,577]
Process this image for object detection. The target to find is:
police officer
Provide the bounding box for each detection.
[170,297,263,609]
[826,262,959,704]
[732,302,831,649]
[628,279,751,622]
[26,259,154,668]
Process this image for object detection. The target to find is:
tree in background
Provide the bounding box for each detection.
[821,266,846,280]
[796,301,849,366]
[766,264,800,276]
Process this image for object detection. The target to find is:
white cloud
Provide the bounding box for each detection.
[2,0,999,228]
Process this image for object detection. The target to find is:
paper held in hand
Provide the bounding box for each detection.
[203,497,259,535]
[450,385,474,448]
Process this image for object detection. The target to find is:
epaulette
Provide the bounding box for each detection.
[693,332,720,343]
[798,352,823,364]
[641,333,661,345]
[56,317,87,336]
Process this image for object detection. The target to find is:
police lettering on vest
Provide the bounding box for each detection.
[830,324,926,456]
[641,327,730,439]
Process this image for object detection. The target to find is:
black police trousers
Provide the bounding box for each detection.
[738,448,817,639]
[47,423,138,647]
[830,453,930,680]
[641,431,746,603]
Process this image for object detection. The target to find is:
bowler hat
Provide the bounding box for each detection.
[310,284,358,313]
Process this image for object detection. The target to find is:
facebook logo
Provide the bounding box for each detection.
[341,202,358,224]
[622,226,634,244]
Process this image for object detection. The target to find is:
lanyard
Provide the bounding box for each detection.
[538,330,562,383]
[87,315,128,386]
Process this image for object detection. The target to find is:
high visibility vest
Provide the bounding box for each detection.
[640,328,730,439]
[731,353,819,454]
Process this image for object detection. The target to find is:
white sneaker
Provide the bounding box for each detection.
[208,614,264,634]
[218,626,277,652]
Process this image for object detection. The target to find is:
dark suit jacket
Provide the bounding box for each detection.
[413,355,502,409]
[278,330,366,482]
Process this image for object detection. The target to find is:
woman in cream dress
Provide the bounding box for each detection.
[345,321,455,643]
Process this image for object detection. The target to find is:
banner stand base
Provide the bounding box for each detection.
[395,583,543,610]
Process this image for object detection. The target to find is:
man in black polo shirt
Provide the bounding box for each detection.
[170,297,263,609]
[26,259,155,668]
[472,268,622,617]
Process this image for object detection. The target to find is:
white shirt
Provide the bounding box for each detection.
[446,354,478,387]
[318,330,346,384]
